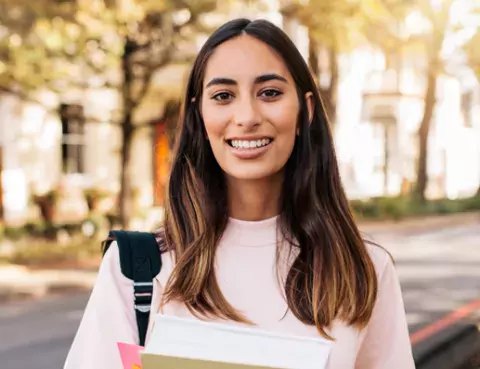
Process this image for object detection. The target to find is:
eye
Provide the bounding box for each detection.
[260,89,283,99]
[212,92,233,102]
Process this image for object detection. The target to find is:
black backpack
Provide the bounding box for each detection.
[103,230,162,346]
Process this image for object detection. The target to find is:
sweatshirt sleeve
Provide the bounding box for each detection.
[64,242,138,369]
[355,248,415,369]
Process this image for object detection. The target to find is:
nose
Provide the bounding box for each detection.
[232,96,261,130]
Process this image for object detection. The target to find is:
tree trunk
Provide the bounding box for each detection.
[308,30,320,79]
[307,31,338,125]
[119,38,136,229]
[415,65,437,202]
[323,47,338,125]
[414,3,449,202]
[119,113,134,228]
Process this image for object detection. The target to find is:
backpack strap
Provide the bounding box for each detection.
[104,230,162,346]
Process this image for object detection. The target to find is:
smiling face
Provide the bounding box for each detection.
[201,34,305,182]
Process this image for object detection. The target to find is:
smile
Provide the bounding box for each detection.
[226,138,273,149]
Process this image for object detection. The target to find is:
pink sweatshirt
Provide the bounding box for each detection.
[64,216,415,369]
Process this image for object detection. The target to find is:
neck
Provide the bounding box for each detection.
[226,172,283,221]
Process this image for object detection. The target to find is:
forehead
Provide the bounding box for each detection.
[203,34,293,84]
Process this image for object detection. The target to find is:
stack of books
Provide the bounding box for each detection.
[137,314,332,369]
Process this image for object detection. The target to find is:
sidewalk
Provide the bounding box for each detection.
[358,210,480,234]
[0,264,97,303]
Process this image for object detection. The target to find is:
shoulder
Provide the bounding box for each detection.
[365,241,395,281]
[64,241,140,367]
[104,233,175,280]
[100,241,133,286]
[355,243,415,367]
[364,241,405,308]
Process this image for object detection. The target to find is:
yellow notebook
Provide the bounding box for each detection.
[142,353,282,369]
[141,315,332,369]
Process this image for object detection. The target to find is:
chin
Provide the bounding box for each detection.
[224,166,283,182]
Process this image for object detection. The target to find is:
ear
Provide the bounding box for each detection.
[297,92,315,135]
[305,91,314,125]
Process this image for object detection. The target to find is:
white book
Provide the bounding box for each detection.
[141,315,332,369]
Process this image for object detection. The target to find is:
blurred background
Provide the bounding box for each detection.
[0,0,479,368]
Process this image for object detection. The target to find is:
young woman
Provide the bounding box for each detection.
[64,18,415,369]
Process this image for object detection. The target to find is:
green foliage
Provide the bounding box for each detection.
[0,0,82,94]
[0,0,219,102]
[284,0,355,48]
[350,196,408,220]
[461,195,480,211]
[84,188,111,203]
[282,0,411,51]
[2,226,27,241]
[1,236,102,267]
[350,195,480,221]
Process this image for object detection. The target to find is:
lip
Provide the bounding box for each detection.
[226,139,273,160]
[226,135,273,141]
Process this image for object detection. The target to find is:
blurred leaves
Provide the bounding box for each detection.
[281,0,414,51]
[0,234,102,268]
[0,0,77,94]
[280,0,417,124]
[0,0,217,103]
[281,0,360,50]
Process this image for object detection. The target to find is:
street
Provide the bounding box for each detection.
[0,293,88,368]
[1,220,479,369]
[364,222,480,334]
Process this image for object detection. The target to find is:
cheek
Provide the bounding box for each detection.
[202,104,230,140]
[265,100,299,137]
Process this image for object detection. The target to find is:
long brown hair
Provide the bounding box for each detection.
[161,18,377,340]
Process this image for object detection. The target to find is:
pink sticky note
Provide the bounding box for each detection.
[117,342,144,369]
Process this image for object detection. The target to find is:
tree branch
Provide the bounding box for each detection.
[129,42,176,109]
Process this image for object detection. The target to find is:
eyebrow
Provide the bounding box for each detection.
[205,73,288,88]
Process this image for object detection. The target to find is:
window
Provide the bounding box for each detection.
[60,103,85,174]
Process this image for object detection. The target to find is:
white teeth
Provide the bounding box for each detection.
[230,139,271,149]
